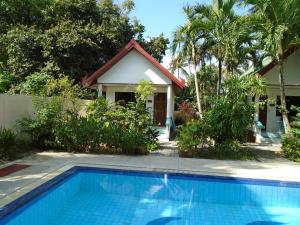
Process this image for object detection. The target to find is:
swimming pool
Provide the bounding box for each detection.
[1,167,300,225]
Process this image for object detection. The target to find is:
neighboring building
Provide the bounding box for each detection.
[256,46,300,133]
[82,39,185,131]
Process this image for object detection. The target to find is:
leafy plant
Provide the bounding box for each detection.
[20,72,53,95]
[0,127,16,159]
[0,70,16,93]
[18,97,63,147]
[174,101,197,125]
[177,120,208,153]
[282,106,300,161]
[205,97,255,144]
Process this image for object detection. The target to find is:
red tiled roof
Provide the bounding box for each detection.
[258,45,300,76]
[82,39,185,89]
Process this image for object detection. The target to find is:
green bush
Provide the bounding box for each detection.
[19,79,158,155]
[18,97,63,148]
[54,114,101,152]
[0,127,16,159]
[205,98,255,144]
[21,72,53,96]
[282,106,300,161]
[177,121,207,154]
[0,70,16,93]
[19,96,158,155]
[87,99,159,154]
[176,74,264,159]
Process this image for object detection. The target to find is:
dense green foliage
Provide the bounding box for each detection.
[0,127,16,159]
[177,74,265,159]
[20,73,53,95]
[172,0,300,133]
[18,81,158,155]
[0,69,15,93]
[282,107,300,161]
[0,0,168,90]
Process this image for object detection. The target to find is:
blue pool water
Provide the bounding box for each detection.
[1,167,300,225]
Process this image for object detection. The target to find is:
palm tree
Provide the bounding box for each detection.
[191,0,238,96]
[171,6,208,118]
[244,0,300,133]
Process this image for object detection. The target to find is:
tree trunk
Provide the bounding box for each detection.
[277,41,291,133]
[217,59,222,96]
[191,42,202,118]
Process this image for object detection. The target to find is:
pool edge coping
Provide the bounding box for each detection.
[1,163,300,222]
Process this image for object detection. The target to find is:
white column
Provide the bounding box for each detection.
[166,85,173,127]
[253,95,261,143]
[254,96,259,121]
[97,84,103,97]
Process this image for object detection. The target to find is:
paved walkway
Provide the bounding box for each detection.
[1,150,300,208]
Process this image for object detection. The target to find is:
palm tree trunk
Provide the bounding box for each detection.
[277,41,291,133]
[191,42,202,118]
[217,59,222,96]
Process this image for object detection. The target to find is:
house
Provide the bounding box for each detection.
[82,39,185,135]
[256,46,300,133]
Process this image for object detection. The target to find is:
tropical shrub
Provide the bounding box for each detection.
[205,98,255,144]
[174,101,197,125]
[21,72,53,95]
[19,80,158,155]
[0,70,16,93]
[18,97,64,148]
[0,127,16,159]
[54,113,101,152]
[87,98,159,154]
[282,106,300,161]
[177,120,207,155]
[176,74,265,159]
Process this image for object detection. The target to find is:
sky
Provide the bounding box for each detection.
[118,0,211,67]
[118,0,247,68]
[130,0,209,40]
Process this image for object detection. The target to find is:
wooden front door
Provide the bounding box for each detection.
[154,93,167,126]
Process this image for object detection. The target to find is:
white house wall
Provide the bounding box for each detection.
[266,87,300,132]
[264,49,300,85]
[97,50,172,85]
[104,85,174,119]
[262,49,300,132]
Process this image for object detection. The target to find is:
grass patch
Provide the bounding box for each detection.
[180,141,258,160]
[193,147,258,160]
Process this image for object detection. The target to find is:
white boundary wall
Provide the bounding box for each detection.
[0,94,91,130]
[0,94,35,129]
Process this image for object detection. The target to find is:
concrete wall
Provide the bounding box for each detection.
[0,94,90,130]
[0,94,35,129]
[97,50,172,85]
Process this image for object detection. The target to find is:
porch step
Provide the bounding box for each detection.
[151,141,179,157]
[154,126,170,142]
[260,132,282,145]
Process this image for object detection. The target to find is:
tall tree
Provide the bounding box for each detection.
[244,0,300,132]
[0,0,168,84]
[191,0,238,95]
[171,6,209,117]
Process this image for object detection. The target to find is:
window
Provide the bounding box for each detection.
[276,96,300,117]
[115,92,136,106]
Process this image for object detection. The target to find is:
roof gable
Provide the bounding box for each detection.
[97,49,172,85]
[82,39,185,89]
[258,46,300,76]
